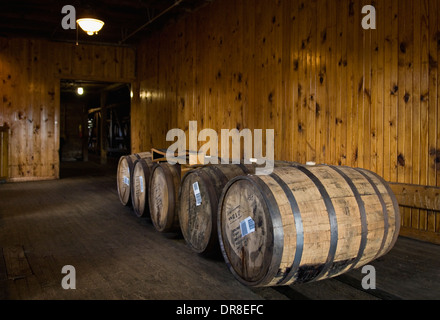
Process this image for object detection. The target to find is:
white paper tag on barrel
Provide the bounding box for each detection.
[240,217,255,237]
[123,167,130,186]
[139,176,144,193]
[192,182,202,206]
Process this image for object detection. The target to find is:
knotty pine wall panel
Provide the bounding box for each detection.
[0,37,136,181]
[133,0,440,242]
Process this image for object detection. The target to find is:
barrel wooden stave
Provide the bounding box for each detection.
[217,165,400,287]
[149,162,181,233]
[117,156,132,206]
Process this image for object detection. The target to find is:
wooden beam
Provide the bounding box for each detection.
[101,83,128,92]
[388,182,440,212]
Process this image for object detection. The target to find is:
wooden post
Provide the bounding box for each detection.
[100,91,108,165]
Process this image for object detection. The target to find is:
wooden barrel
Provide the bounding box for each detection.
[178,164,251,256]
[217,165,400,287]
[131,157,155,218]
[149,162,181,233]
[116,152,152,206]
[178,161,294,256]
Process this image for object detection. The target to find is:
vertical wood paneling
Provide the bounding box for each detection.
[373,0,384,177]
[157,26,177,150]
[307,0,318,164]
[133,0,440,243]
[0,38,136,181]
[304,0,314,164]
[315,0,328,166]
[397,0,407,187]
[0,127,8,180]
[327,0,337,166]
[281,0,292,162]
[361,0,371,171]
[406,0,414,187]
[412,0,422,230]
[426,0,437,234]
[253,1,268,156]
[436,0,440,234]
[337,0,348,167]
[290,1,301,162]
[242,0,256,148]
[253,0,284,162]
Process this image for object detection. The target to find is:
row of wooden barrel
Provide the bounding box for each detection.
[116,152,400,287]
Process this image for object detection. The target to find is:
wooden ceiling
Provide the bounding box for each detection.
[60,80,129,95]
[0,0,212,46]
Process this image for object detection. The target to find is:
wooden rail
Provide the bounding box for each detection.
[388,182,440,212]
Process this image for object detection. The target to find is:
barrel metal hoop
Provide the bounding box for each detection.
[328,166,368,273]
[269,172,304,286]
[237,163,251,175]
[210,165,232,186]
[354,168,392,258]
[194,169,223,254]
[126,155,135,174]
[246,174,284,286]
[296,165,338,281]
[358,168,400,252]
[140,158,152,179]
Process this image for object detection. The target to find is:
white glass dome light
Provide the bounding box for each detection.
[76,18,104,36]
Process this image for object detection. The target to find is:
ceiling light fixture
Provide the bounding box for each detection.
[77,18,104,36]
[77,87,84,95]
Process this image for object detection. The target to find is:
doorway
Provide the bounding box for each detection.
[59,79,131,177]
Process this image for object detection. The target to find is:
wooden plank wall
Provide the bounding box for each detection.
[132,0,440,243]
[0,126,8,181]
[0,37,136,181]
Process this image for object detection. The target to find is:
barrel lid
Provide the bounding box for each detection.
[218,176,281,287]
[131,159,148,218]
[149,164,171,232]
[117,156,131,206]
[179,171,215,254]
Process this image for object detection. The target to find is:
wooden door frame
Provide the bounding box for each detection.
[55,75,135,178]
